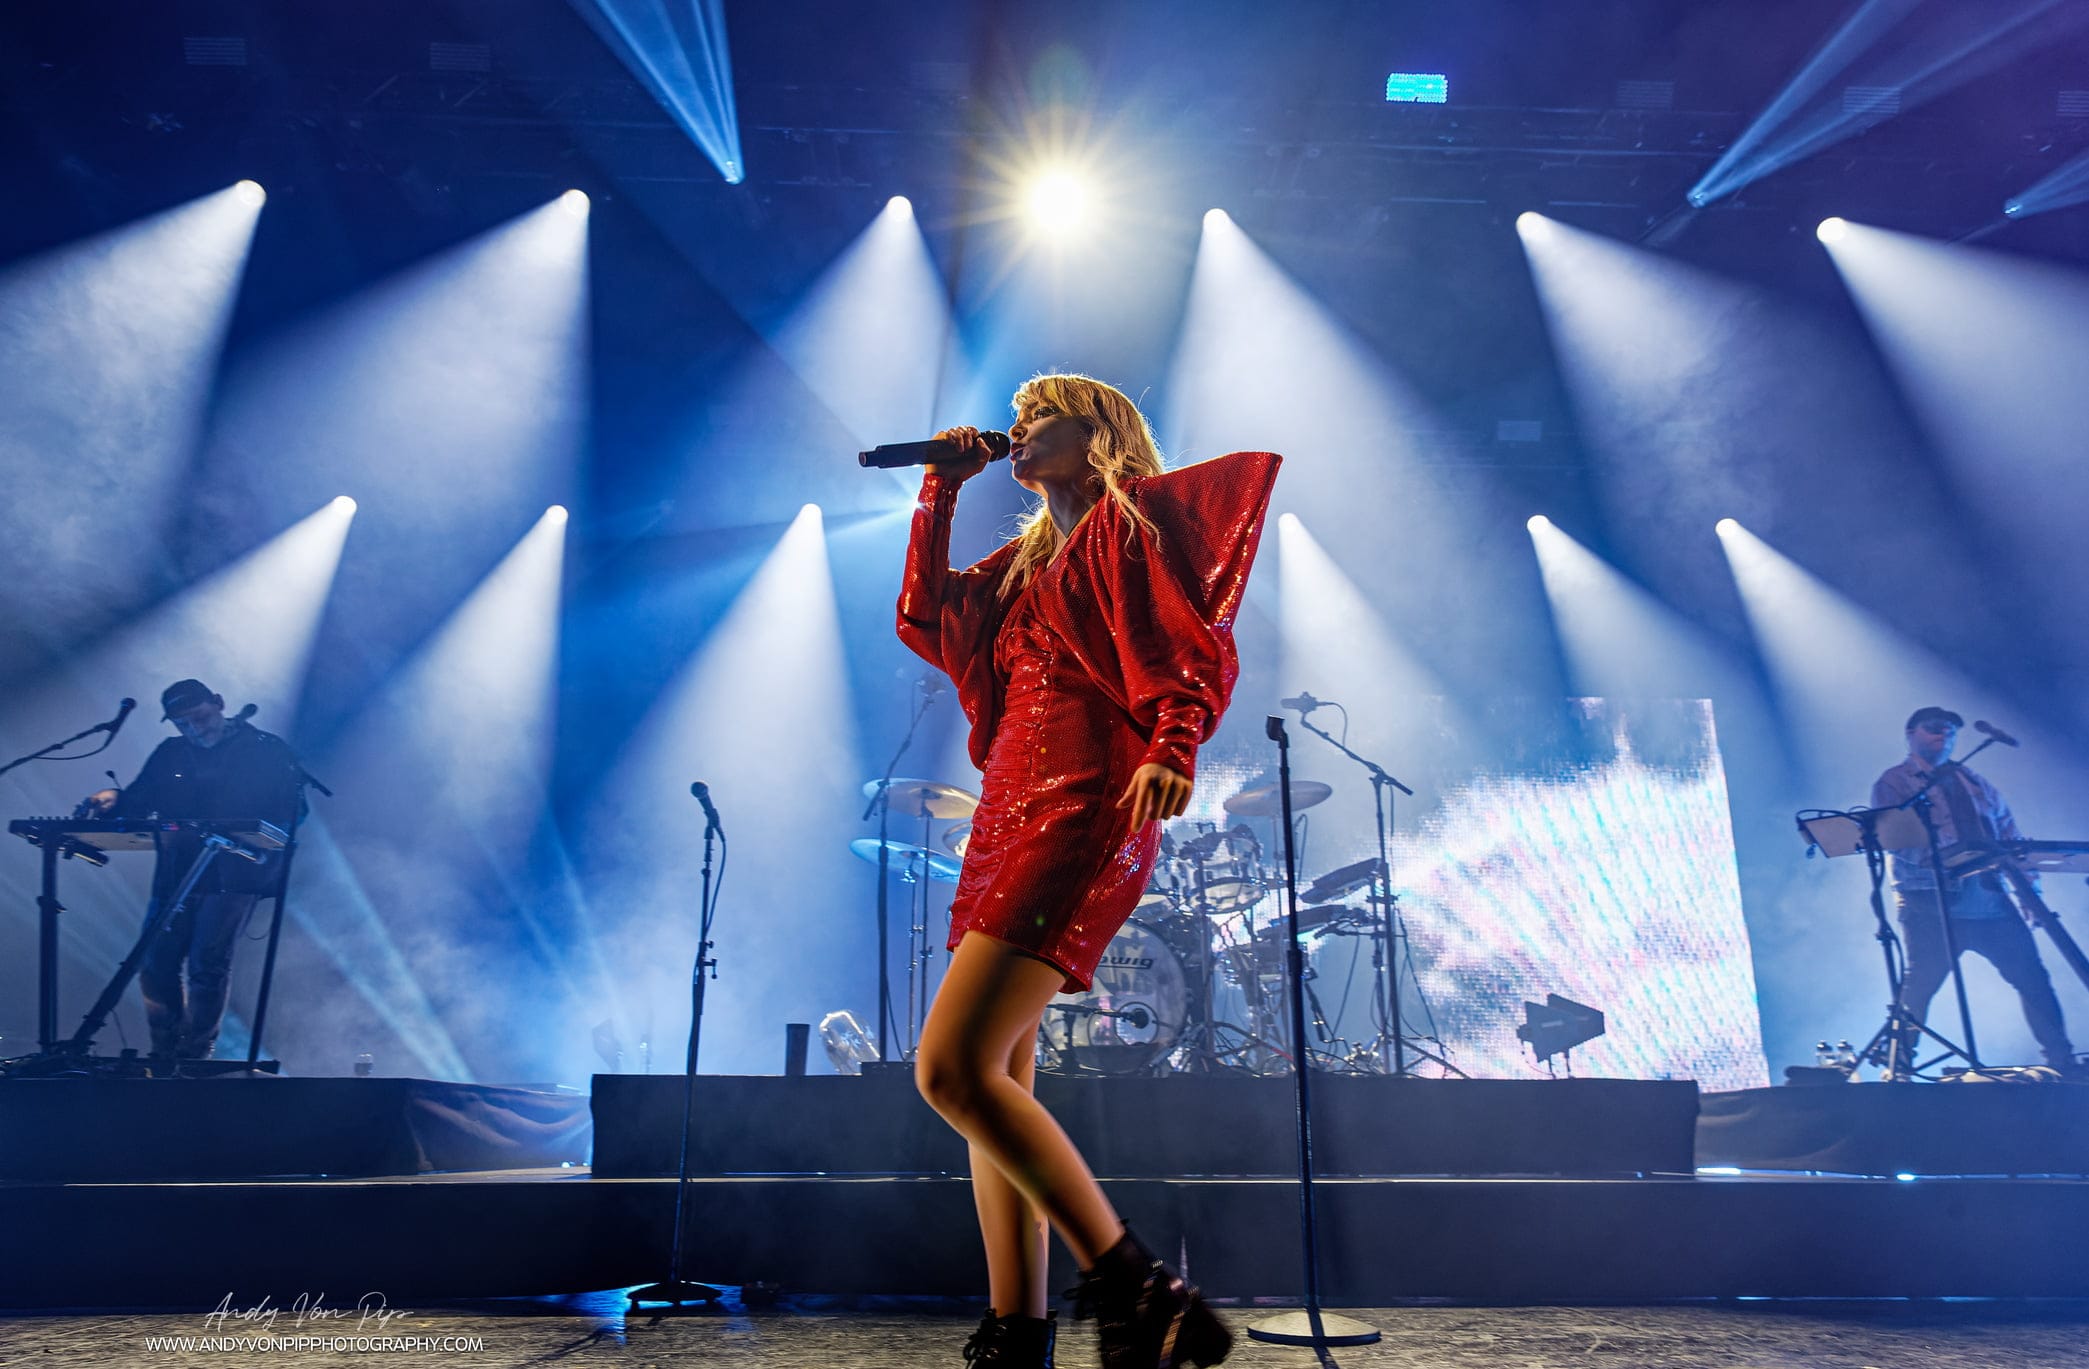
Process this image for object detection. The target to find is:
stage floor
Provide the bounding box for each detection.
[6,1294,2089,1367]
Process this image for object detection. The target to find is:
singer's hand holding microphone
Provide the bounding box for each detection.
[857,427,1010,479]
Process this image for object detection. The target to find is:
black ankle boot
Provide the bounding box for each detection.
[1067,1231,1232,1369]
[964,1309,1057,1367]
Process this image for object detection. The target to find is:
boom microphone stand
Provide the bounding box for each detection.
[1290,699,1459,1078]
[630,783,728,1308]
[1248,715,1378,1359]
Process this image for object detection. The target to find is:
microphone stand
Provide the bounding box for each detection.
[1247,715,1379,1359]
[863,680,939,1061]
[630,792,727,1307]
[1292,709,1461,1079]
[0,707,129,781]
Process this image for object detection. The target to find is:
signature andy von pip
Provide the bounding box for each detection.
[204,1291,410,1332]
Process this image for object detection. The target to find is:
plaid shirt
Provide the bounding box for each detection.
[1869,756,2022,892]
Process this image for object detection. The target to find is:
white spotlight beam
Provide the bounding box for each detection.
[203,195,589,540]
[1820,221,2089,709]
[0,184,264,637]
[1517,212,1922,557]
[1528,516,1739,702]
[585,504,865,1080]
[1716,519,2061,800]
[769,196,957,462]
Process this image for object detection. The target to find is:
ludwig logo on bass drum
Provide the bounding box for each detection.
[1100,953,1155,970]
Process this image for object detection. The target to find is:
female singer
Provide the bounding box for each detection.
[898,372,1278,1369]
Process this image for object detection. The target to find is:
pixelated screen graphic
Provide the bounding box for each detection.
[1175,697,1768,1091]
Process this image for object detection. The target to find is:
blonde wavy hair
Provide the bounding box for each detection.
[999,373,1165,597]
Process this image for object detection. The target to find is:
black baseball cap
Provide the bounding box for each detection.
[160,679,220,720]
[1905,706,1964,732]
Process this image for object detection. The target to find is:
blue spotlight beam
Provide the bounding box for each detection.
[572,0,743,183]
[2005,146,2089,221]
[1691,0,2077,207]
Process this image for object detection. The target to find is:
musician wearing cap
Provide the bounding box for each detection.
[82,679,304,1061]
[1870,705,2076,1072]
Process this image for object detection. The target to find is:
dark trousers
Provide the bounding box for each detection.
[138,892,257,1058]
[1897,888,2074,1064]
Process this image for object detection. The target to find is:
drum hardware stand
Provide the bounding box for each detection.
[1173,835,1261,1074]
[1290,706,1456,1079]
[1247,714,1378,1358]
[630,786,727,1308]
[863,679,939,1062]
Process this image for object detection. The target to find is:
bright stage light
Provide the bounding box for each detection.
[234,179,266,207]
[1204,208,1229,228]
[1816,216,1848,244]
[1527,513,1552,532]
[547,503,569,524]
[1023,166,1093,238]
[560,189,591,217]
[333,495,358,514]
[1516,211,1548,239]
[887,195,912,217]
[1715,517,1738,537]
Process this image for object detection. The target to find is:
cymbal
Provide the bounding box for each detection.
[1223,779,1332,818]
[1303,856,1386,904]
[944,822,973,858]
[863,777,980,820]
[849,837,962,884]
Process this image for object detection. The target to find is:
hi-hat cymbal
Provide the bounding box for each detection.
[1223,779,1332,817]
[849,837,962,883]
[863,777,980,820]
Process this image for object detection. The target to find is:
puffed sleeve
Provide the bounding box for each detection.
[1051,451,1281,782]
[895,471,1021,768]
[896,471,1011,676]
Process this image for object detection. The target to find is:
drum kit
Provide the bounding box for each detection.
[850,772,1403,1075]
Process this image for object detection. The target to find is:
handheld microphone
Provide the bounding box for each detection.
[858,430,1011,469]
[690,781,725,837]
[1974,720,2021,748]
[1280,692,1323,715]
[103,698,136,739]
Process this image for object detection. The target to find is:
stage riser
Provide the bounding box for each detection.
[0,1079,590,1182]
[1700,1084,2089,1176]
[8,1174,2089,1307]
[590,1074,1700,1177]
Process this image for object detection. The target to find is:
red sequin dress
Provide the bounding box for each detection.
[897,451,1281,990]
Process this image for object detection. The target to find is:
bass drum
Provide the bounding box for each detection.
[1038,920,1189,1075]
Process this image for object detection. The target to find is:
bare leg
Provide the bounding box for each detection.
[918,931,1124,1270]
[970,1025,1049,1317]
